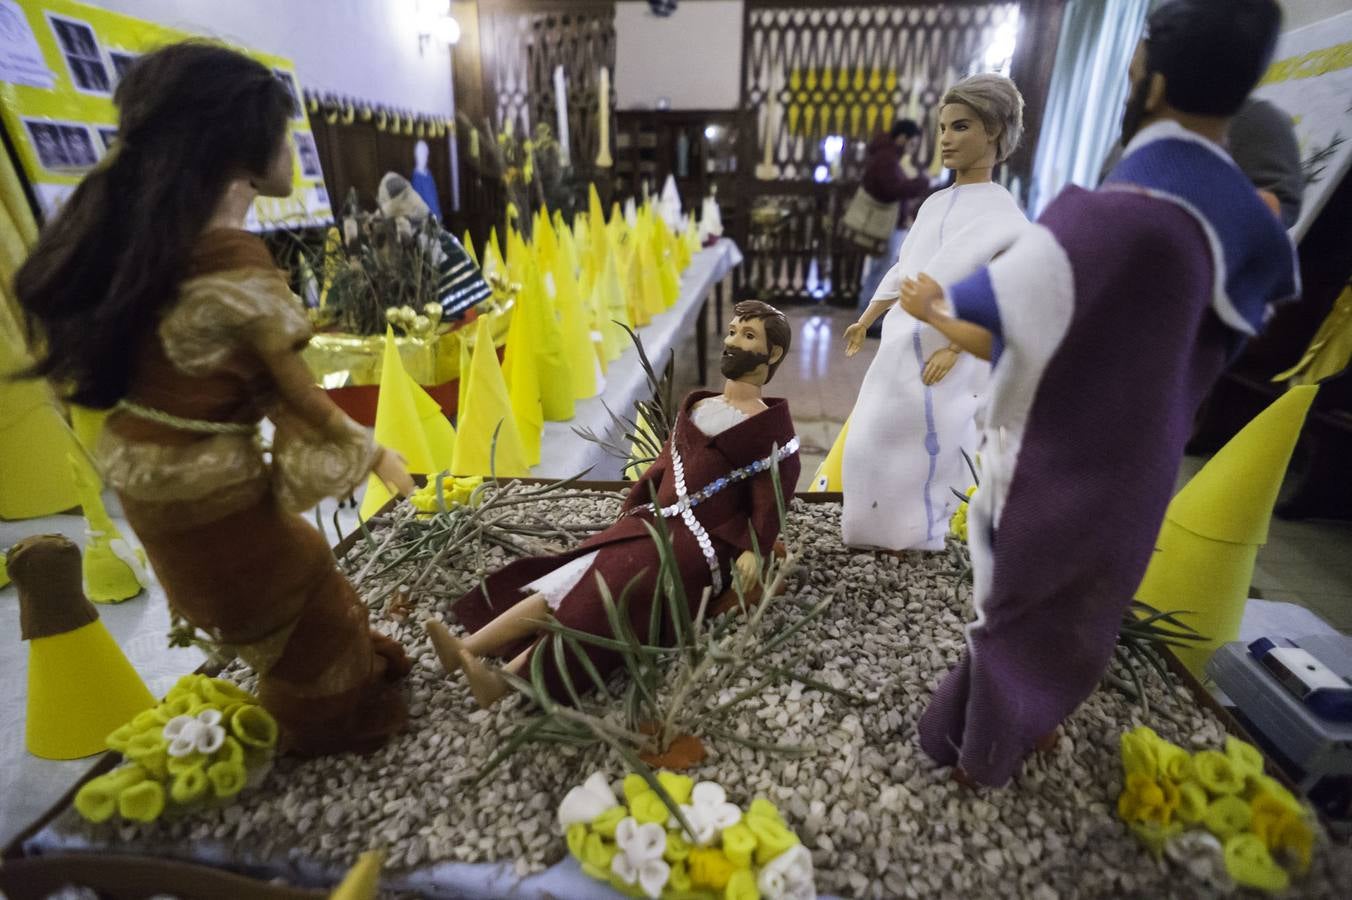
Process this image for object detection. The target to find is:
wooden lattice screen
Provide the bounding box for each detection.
[739,1,1018,305]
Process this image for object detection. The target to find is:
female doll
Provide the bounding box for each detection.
[15,43,414,756]
[824,74,1029,552]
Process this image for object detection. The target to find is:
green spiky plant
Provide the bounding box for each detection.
[573,323,678,478]
[946,448,1207,713]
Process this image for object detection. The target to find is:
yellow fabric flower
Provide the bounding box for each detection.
[1203,795,1252,840]
[664,829,692,864]
[1224,736,1265,779]
[1175,781,1209,825]
[582,832,616,872]
[592,806,628,838]
[688,847,737,889]
[158,695,196,720]
[667,860,693,892]
[722,823,757,869]
[75,766,145,823]
[230,704,278,749]
[657,771,695,805]
[166,751,205,775]
[1128,819,1184,856]
[566,823,588,860]
[117,780,165,823]
[105,722,137,754]
[1251,794,1314,872]
[170,765,209,804]
[207,760,247,798]
[630,789,672,825]
[1117,773,1178,827]
[201,677,253,707]
[724,869,760,900]
[745,801,798,867]
[1194,750,1245,796]
[1224,833,1290,893]
[623,773,651,804]
[1155,741,1194,783]
[1120,727,1161,780]
[214,736,245,768]
[1245,774,1301,812]
[131,708,167,733]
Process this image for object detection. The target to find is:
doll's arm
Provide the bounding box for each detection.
[901,274,996,360]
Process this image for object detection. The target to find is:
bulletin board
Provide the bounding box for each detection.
[0,0,332,228]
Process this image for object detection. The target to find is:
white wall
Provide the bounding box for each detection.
[1282,0,1348,30]
[615,1,743,110]
[81,0,454,115]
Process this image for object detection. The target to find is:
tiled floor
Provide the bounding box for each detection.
[679,302,1352,634]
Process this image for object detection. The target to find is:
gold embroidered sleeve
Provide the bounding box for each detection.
[271,409,379,513]
[160,269,312,376]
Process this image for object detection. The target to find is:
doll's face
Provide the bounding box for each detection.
[721,315,783,384]
[939,102,997,172]
[253,131,296,198]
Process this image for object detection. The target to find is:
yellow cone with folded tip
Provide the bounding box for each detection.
[462,230,479,267]
[1135,385,1317,675]
[809,418,850,492]
[501,278,544,465]
[11,535,155,759]
[330,849,385,900]
[453,316,529,477]
[70,454,148,603]
[360,328,457,520]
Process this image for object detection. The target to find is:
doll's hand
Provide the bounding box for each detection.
[374,447,415,496]
[733,551,761,593]
[900,273,943,323]
[844,322,868,357]
[922,347,959,385]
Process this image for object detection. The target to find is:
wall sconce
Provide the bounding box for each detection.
[418,0,461,53]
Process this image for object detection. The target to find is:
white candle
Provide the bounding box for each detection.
[595,66,613,168]
[554,65,572,168]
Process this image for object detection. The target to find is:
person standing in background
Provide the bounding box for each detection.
[857,119,932,328]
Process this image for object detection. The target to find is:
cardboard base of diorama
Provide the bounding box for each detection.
[10,483,1352,899]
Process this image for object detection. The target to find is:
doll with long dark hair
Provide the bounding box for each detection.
[15,42,414,756]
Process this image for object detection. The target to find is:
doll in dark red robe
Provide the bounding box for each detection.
[426,301,800,706]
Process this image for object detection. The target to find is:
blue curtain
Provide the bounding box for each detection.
[1027,0,1151,216]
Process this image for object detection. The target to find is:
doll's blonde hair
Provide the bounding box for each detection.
[941,73,1025,163]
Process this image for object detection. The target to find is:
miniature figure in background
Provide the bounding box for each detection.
[427,301,800,707]
[15,43,416,756]
[902,0,1294,787]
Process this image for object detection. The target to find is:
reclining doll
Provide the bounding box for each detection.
[425,301,800,706]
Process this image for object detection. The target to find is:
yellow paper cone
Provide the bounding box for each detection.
[454,317,530,477]
[360,328,457,520]
[529,257,575,422]
[501,288,544,466]
[462,230,479,268]
[809,418,850,492]
[1135,385,1317,674]
[553,252,599,400]
[0,379,82,520]
[330,849,385,900]
[10,536,155,759]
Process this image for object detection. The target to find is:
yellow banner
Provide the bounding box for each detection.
[0,0,332,228]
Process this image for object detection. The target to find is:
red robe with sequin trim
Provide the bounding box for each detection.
[450,390,799,702]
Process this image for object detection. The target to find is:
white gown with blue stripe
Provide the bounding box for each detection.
[841,181,1028,551]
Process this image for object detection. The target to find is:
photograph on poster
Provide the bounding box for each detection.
[294,131,322,178]
[48,14,111,93]
[109,50,138,82]
[97,127,118,152]
[25,120,99,170]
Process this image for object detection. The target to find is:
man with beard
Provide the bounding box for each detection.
[425,301,799,707]
[898,0,1296,787]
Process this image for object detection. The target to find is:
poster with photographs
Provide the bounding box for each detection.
[24,119,99,171]
[0,0,331,228]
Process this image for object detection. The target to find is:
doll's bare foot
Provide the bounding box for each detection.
[1035,730,1060,754]
[423,619,507,708]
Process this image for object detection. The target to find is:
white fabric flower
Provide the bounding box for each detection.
[557,771,618,829]
[671,781,743,845]
[163,710,226,757]
[611,816,670,900]
[1164,831,1233,893]
[758,844,816,900]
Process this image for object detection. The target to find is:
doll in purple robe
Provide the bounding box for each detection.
[425,301,800,707]
[899,0,1295,787]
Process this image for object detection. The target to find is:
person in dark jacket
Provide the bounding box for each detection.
[858,119,933,319]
